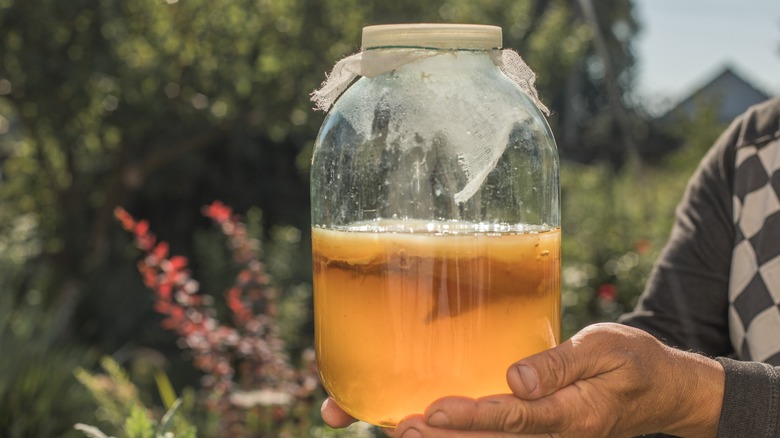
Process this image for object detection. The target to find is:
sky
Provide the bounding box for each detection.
[633,0,780,113]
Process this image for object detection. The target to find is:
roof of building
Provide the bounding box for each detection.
[659,64,772,123]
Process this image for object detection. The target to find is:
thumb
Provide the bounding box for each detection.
[506,330,611,400]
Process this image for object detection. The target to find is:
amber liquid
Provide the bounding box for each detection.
[312,222,560,427]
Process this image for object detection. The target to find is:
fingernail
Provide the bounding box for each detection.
[427,410,450,426]
[400,427,422,438]
[517,364,539,393]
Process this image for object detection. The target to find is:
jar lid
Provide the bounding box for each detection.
[362,23,502,50]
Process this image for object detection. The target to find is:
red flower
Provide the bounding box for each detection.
[114,207,136,231]
[203,201,232,223]
[237,269,252,285]
[634,238,652,255]
[155,300,171,313]
[166,255,188,272]
[598,283,617,301]
[226,286,250,323]
[151,242,169,261]
[161,317,179,330]
[157,282,172,300]
[134,220,150,237]
[139,264,158,288]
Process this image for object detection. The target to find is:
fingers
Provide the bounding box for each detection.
[320,397,358,428]
[391,413,533,438]
[507,322,628,400]
[388,396,572,436]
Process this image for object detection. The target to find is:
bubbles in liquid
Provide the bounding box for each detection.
[333,218,552,236]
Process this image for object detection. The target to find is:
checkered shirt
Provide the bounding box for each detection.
[729,134,780,365]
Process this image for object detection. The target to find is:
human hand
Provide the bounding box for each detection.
[388,323,724,438]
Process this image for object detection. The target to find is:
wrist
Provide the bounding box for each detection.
[664,348,725,437]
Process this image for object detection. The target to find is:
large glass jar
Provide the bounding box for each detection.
[310,23,560,427]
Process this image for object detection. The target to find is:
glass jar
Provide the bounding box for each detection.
[310,23,560,427]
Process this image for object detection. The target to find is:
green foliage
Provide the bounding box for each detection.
[74,356,379,437]
[0,292,98,438]
[310,422,384,438]
[75,357,197,438]
[561,161,671,336]
[124,405,154,438]
[73,400,198,438]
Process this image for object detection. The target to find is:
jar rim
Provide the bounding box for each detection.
[362,23,502,51]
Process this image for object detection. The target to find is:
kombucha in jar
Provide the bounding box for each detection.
[312,221,561,427]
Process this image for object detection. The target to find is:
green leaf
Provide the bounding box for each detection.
[154,371,177,410]
[155,398,182,436]
[124,404,154,438]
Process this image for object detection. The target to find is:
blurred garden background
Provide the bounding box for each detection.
[0,0,775,436]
